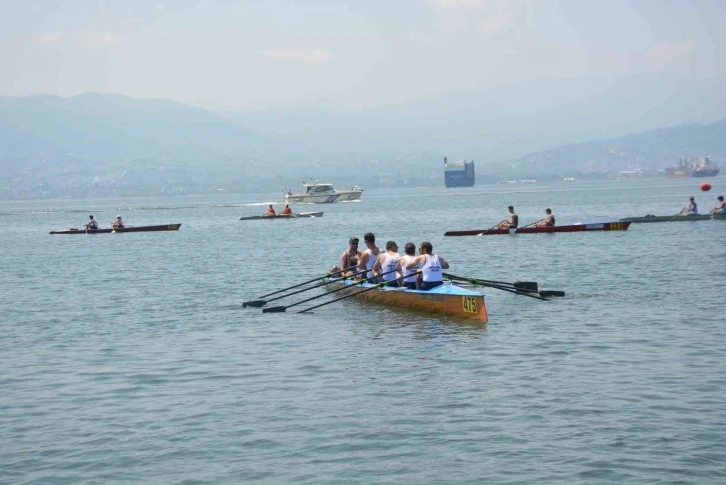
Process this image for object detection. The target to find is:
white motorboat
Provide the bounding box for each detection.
[284,182,364,204]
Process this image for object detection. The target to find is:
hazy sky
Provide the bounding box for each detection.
[2,0,724,110]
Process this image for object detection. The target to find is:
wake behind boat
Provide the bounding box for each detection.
[619,213,726,223]
[284,181,363,204]
[239,211,323,221]
[50,224,182,234]
[445,221,631,236]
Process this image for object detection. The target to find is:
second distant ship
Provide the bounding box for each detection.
[444,157,475,187]
[666,157,720,178]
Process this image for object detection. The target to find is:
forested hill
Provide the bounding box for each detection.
[501,117,726,176]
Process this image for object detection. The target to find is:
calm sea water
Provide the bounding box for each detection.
[1,179,725,484]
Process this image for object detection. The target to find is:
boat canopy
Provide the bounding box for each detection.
[304,184,335,194]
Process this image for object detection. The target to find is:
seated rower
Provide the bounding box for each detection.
[396,242,421,290]
[680,197,697,215]
[536,208,556,227]
[372,241,401,287]
[339,237,361,277]
[264,204,276,217]
[405,241,449,291]
[281,204,293,215]
[85,214,98,230]
[497,205,518,229]
[358,232,381,283]
[112,215,124,229]
[710,195,725,215]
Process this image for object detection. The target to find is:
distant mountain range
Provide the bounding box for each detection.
[1,77,725,198]
[0,92,263,159]
[503,117,726,176]
[236,76,726,161]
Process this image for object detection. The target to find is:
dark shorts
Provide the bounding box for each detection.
[402,282,417,290]
[419,281,443,291]
[382,280,400,288]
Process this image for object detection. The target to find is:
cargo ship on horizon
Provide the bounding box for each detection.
[444,157,475,187]
[666,157,720,178]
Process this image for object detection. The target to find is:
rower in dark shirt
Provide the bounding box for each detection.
[537,208,556,227]
[339,237,361,276]
[498,206,518,229]
[85,215,98,230]
[680,197,697,215]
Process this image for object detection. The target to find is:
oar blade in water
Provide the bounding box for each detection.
[262,306,287,313]
[539,290,565,297]
[514,281,539,293]
[242,300,266,308]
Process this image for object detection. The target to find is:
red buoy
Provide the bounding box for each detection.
[701,182,712,192]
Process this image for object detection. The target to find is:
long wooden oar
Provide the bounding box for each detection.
[478,280,551,301]
[243,265,362,308]
[670,207,691,222]
[298,272,421,314]
[445,273,565,298]
[242,265,358,307]
[482,279,564,298]
[443,273,556,300]
[444,273,538,293]
[262,268,400,313]
[518,219,543,230]
[478,220,506,236]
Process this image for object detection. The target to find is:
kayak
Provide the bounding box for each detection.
[324,278,488,322]
[619,213,726,223]
[444,221,631,236]
[50,224,182,235]
[239,212,323,221]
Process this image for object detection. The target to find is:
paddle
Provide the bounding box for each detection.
[519,219,543,230]
[262,268,400,313]
[669,207,691,222]
[253,264,358,300]
[478,220,506,236]
[443,273,559,300]
[444,273,538,293]
[475,280,551,301]
[298,271,422,314]
[243,265,365,308]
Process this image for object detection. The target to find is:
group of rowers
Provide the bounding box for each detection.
[679,196,726,215]
[263,204,293,216]
[331,233,449,291]
[83,214,124,230]
[495,206,555,230]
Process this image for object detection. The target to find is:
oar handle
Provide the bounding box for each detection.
[299,271,422,313]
